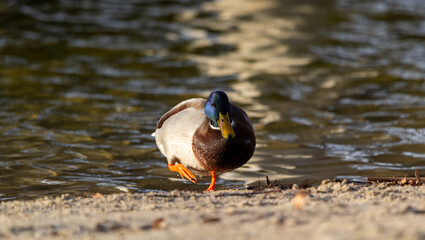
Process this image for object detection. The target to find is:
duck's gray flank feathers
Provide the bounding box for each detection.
[156,98,206,129]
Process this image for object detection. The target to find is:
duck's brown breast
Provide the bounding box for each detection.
[192,107,255,172]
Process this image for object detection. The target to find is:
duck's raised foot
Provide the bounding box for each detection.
[168,163,198,184]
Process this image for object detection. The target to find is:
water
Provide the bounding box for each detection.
[1,0,425,200]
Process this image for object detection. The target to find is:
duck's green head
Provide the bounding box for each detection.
[205,91,236,139]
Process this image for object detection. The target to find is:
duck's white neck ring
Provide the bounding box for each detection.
[209,120,235,130]
[209,123,220,130]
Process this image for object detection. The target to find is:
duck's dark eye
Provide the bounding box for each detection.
[211,103,216,107]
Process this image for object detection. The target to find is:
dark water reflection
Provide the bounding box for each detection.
[1,0,425,200]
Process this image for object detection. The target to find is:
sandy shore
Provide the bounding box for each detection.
[1,180,424,240]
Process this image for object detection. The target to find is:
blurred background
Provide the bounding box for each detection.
[1,0,425,200]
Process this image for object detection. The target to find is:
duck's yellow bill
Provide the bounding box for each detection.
[218,112,236,139]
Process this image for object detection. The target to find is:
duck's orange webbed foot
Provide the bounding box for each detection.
[168,163,198,184]
[205,171,216,191]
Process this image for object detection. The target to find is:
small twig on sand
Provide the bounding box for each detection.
[415,169,423,184]
[266,176,271,186]
[367,169,424,184]
[367,169,424,186]
[367,177,425,182]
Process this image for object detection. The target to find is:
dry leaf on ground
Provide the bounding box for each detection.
[92,193,104,199]
[292,191,308,210]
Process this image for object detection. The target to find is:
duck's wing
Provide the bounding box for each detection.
[157,98,206,129]
[155,98,208,171]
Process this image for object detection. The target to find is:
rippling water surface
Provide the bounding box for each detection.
[1,0,425,200]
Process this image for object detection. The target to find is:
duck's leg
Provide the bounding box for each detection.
[205,171,216,191]
[168,163,198,183]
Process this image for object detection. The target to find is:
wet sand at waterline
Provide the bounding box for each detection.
[1,180,424,240]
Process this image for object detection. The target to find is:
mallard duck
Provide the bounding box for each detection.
[154,91,256,191]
